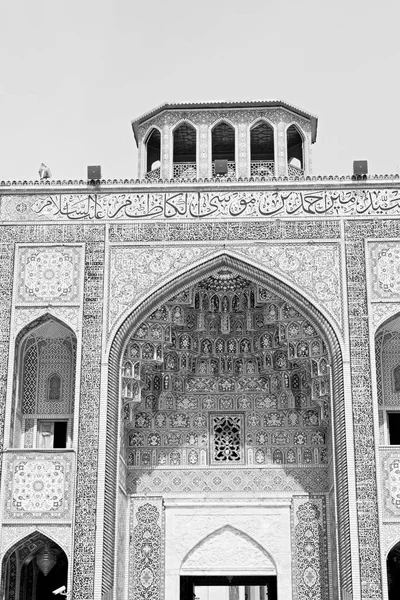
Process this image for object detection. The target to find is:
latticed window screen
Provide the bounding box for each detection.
[211,413,244,464]
[22,344,38,413]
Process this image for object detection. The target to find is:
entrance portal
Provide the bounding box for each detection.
[1,533,68,600]
[180,576,277,600]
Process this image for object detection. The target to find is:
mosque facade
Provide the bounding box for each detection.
[0,100,400,600]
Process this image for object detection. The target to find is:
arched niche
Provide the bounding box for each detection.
[250,121,275,177]
[211,121,235,176]
[287,124,304,174]
[387,541,400,600]
[375,314,400,445]
[12,314,76,449]
[180,525,276,576]
[122,277,330,469]
[173,122,197,180]
[103,254,349,598]
[145,127,161,176]
[1,532,68,600]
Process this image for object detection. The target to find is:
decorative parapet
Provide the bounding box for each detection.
[2,450,74,522]
[2,182,400,222]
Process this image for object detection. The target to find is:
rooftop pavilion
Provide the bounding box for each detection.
[131,100,318,182]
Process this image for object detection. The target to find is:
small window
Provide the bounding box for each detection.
[47,374,61,401]
[388,413,400,445]
[394,365,400,392]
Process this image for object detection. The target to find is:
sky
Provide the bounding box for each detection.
[1,0,400,181]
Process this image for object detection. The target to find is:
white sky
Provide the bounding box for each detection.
[1,0,399,180]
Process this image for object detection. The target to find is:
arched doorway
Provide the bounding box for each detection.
[387,542,400,599]
[180,526,277,600]
[104,254,347,600]
[2,533,68,600]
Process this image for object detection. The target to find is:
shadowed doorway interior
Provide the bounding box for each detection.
[180,576,277,600]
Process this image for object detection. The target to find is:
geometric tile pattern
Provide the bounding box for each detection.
[15,306,80,335]
[370,242,400,300]
[1,524,72,557]
[371,302,400,331]
[108,220,341,245]
[116,491,128,600]
[124,283,330,470]
[129,497,163,600]
[127,467,329,495]
[381,333,400,407]
[105,218,347,599]
[381,450,400,520]
[0,225,100,600]
[108,244,216,331]
[72,235,105,600]
[109,241,342,335]
[233,243,342,330]
[3,453,73,520]
[346,220,384,599]
[16,245,82,304]
[2,208,396,600]
[292,497,329,600]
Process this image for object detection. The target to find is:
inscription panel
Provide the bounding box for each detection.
[2,187,400,222]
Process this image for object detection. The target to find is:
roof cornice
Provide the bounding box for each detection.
[131,100,318,145]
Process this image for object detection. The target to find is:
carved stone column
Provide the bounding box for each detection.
[237,122,248,178]
[303,126,312,176]
[276,120,287,178]
[229,585,240,600]
[198,122,210,178]
[161,122,171,180]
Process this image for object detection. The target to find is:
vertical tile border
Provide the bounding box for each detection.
[72,236,106,599]
[345,220,382,599]
[129,497,164,600]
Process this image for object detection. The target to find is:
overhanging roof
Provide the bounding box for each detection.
[131,100,318,145]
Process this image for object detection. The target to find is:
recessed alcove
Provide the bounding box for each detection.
[108,253,345,600]
[12,315,76,449]
[1,533,68,600]
[121,268,330,471]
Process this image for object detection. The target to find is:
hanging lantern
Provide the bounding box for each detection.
[36,544,57,576]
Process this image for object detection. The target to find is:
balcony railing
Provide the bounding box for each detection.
[250,160,275,177]
[173,162,197,181]
[288,163,304,177]
[212,161,236,177]
[145,167,162,182]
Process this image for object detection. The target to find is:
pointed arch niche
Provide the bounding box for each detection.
[287,124,304,176]
[1,532,68,600]
[173,122,197,181]
[104,254,350,598]
[211,121,236,176]
[11,315,76,449]
[250,120,275,177]
[181,525,276,576]
[144,127,161,180]
[375,314,400,445]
